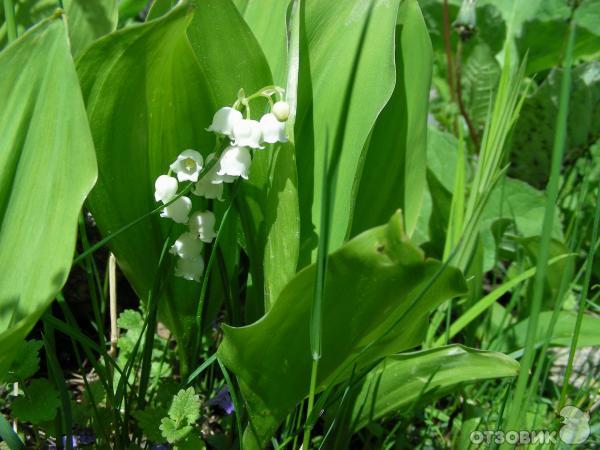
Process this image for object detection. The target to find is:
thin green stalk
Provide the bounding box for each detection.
[138,235,172,409]
[0,413,24,450]
[559,187,600,407]
[3,0,16,42]
[503,18,576,437]
[73,156,220,265]
[302,359,320,448]
[217,358,244,450]
[191,191,237,362]
[43,316,73,450]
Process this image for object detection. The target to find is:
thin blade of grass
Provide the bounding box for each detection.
[559,187,600,407]
[503,16,576,437]
[0,413,24,450]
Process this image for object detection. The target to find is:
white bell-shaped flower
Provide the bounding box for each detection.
[160,196,192,224]
[169,231,203,259]
[232,119,263,149]
[170,149,204,182]
[154,175,178,203]
[193,177,224,200]
[260,113,288,144]
[217,146,252,180]
[207,107,243,136]
[174,256,205,282]
[195,153,235,187]
[272,101,290,122]
[189,211,217,243]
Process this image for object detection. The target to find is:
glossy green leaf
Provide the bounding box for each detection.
[233,0,290,86]
[0,0,56,48]
[218,212,467,448]
[187,0,298,309]
[238,0,404,261]
[350,345,519,430]
[423,127,564,271]
[77,0,290,365]
[77,5,211,369]
[64,0,118,57]
[0,14,97,379]
[510,62,600,188]
[351,0,432,238]
[491,311,600,353]
[300,0,402,256]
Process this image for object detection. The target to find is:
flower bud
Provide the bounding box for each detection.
[272,101,290,122]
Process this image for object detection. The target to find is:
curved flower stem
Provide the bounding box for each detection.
[73,158,220,265]
[191,186,239,362]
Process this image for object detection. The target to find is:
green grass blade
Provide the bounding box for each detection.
[438,253,572,346]
[503,17,577,436]
[559,187,600,407]
[185,353,218,386]
[0,413,24,450]
[2,0,16,42]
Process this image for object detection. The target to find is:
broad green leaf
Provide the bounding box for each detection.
[0,340,42,384]
[77,1,280,364]
[350,345,519,430]
[0,0,56,48]
[218,212,467,448]
[300,0,402,256]
[147,0,177,21]
[351,0,432,238]
[77,5,211,369]
[233,0,289,86]
[64,0,118,57]
[11,379,60,425]
[134,408,167,443]
[239,0,408,275]
[239,0,403,261]
[491,311,600,353]
[424,128,563,271]
[168,387,201,425]
[187,0,298,310]
[160,418,192,444]
[510,62,600,188]
[0,14,97,379]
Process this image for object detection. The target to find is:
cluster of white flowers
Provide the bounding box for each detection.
[153,91,290,282]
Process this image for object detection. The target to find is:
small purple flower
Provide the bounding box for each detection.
[78,429,96,446]
[49,435,78,449]
[151,445,171,450]
[208,386,234,415]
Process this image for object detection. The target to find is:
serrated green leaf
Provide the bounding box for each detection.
[117,309,144,330]
[174,432,205,450]
[160,417,192,444]
[168,387,200,426]
[134,407,167,443]
[1,340,42,383]
[11,379,60,425]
